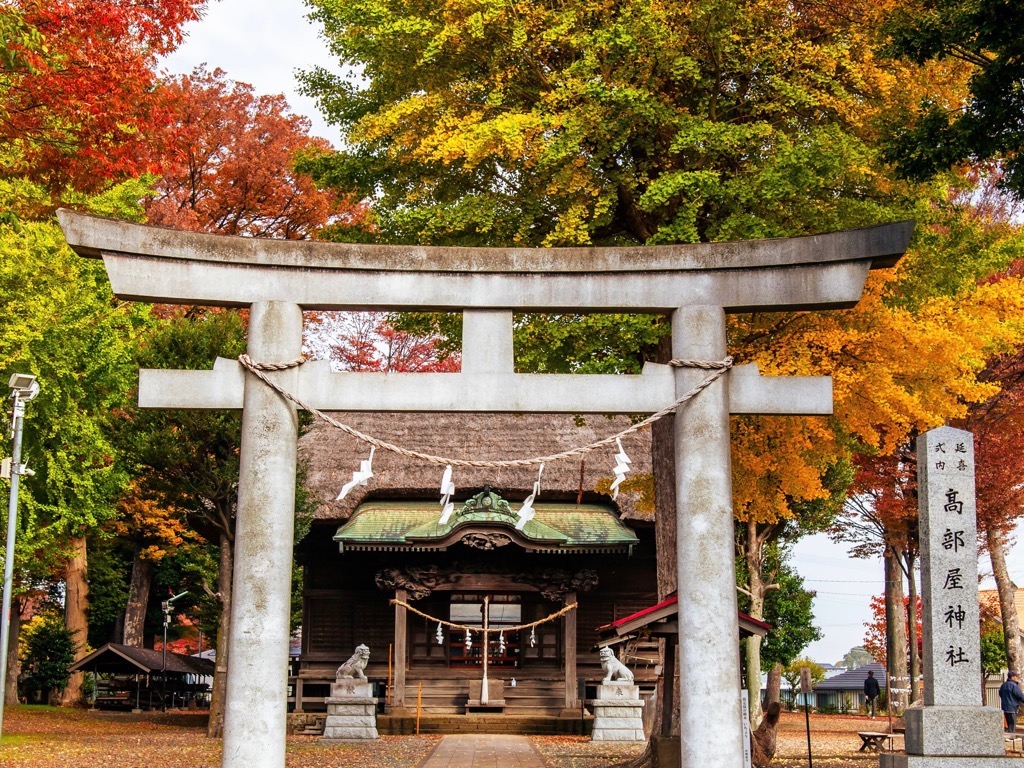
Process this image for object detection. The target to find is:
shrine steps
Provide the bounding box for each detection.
[377,713,592,735]
[402,676,566,716]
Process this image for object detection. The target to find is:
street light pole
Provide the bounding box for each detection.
[161,591,188,711]
[0,373,39,743]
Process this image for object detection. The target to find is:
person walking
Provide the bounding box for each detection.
[999,671,1024,733]
[864,669,881,719]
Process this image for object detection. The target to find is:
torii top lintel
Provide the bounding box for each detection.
[57,210,913,313]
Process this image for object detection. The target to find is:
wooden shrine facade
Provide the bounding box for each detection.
[294,413,660,716]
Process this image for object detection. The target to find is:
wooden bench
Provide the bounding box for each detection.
[858,731,892,752]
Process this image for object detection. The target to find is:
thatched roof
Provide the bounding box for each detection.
[298,412,653,522]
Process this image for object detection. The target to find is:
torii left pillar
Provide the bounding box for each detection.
[57,209,913,768]
[223,302,302,766]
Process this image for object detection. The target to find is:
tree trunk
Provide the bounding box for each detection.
[61,535,89,706]
[4,596,24,705]
[652,413,677,600]
[766,663,782,707]
[122,547,153,647]
[988,527,1021,674]
[744,520,766,728]
[884,548,909,712]
[207,530,233,738]
[904,550,920,702]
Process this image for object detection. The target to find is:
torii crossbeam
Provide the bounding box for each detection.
[58,210,912,768]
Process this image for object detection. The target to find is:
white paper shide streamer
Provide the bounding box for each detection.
[336,446,376,500]
[436,622,444,645]
[609,438,631,500]
[438,465,456,524]
[515,462,544,530]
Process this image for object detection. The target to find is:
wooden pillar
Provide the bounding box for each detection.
[294,677,304,714]
[563,591,578,709]
[393,588,407,709]
[661,637,677,736]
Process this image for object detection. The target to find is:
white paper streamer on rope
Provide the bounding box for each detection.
[465,629,472,651]
[436,622,444,645]
[529,626,536,648]
[498,630,506,655]
[609,438,632,499]
[438,465,456,524]
[515,462,544,531]
[335,446,376,500]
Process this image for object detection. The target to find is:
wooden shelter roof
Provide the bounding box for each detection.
[595,593,771,644]
[69,643,214,677]
[298,412,653,523]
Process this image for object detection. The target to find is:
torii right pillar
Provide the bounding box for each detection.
[881,426,1007,768]
[673,304,745,762]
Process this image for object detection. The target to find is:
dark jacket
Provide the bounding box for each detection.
[864,675,881,699]
[999,678,1024,713]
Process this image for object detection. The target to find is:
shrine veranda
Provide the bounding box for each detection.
[58,210,914,768]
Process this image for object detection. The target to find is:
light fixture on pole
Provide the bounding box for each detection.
[161,591,189,711]
[0,373,39,741]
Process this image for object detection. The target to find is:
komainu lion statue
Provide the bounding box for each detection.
[599,646,634,683]
[336,644,371,681]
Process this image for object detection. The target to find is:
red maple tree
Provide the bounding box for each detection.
[1,0,204,194]
[863,594,922,668]
[146,67,367,239]
[309,312,460,372]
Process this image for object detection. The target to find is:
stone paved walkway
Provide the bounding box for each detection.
[419,734,546,768]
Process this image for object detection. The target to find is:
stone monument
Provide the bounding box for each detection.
[320,645,379,742]
[881,426,1006,767]
[592,647,645,742]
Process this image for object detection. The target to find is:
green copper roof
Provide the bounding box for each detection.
[334,495,638,552]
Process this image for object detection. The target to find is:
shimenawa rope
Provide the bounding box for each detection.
[390,599,576,634]
[237,353,733,468]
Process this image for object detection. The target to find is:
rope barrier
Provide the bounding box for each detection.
[236,353,733,469]
[390,599,576,634]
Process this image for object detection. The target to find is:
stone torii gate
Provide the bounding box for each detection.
[58,210,912,768]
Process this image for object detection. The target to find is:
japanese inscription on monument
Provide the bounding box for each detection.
[918,426,980,707]
[883,425,1005,765]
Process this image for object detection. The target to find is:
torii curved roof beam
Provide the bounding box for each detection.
[57,210,913,313]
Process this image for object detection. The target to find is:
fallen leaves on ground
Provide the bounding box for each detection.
[0,706,440,768]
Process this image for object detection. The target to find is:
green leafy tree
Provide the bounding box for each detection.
[782,657,826,711]
[882,0,1024,197]
[760,565,824,674]
[981,620,1009,676]
[114,310,246,736]
[0,181,156,704]
[20,614,78,703]
[300,0,934,248]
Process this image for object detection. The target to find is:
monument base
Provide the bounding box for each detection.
[904,704,1005,757]
[319,681,379,742]
[591,682,645,742]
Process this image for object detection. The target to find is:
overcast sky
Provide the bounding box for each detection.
[159,0,1024,667]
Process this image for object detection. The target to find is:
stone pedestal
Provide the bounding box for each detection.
[903,704,1005,757]
[591,682,645,742]
[319,680,378,742]
[881,756,1017,768]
